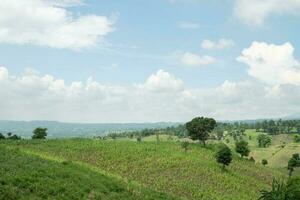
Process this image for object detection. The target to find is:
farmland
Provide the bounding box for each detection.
[0,138,285,200]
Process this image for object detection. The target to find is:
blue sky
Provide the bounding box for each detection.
[1,0,300,122]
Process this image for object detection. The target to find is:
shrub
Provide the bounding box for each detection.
[259,178,300,200]
[215,143,232,169]
[261,159,268,166]
[249,157,255,163]
[293,135,300,143]
[235,140,250,158]
[181,141,189,153]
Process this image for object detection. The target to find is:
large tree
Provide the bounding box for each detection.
[32,128,48,139]
[185,117,217,146]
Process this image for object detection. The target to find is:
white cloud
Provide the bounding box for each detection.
[234,0,300,26]
[179,21,200,29]
[201,38,234,50]
[2,66,300,122]
[237,42,300,85]
[173,52,216,66]
[139,70,184,93]
[0,0,114,50]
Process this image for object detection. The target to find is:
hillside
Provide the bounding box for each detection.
[0,145,175,200]
[0,139,285,200]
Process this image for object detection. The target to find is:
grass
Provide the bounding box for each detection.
[0,145,176,200]
[1,139,285,200]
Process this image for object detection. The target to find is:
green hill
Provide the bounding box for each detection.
[0,145,175,200]
[0,139,285,200]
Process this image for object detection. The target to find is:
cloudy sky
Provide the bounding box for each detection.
[1,0,300,123]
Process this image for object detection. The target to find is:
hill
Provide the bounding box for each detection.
[0,145,175,200]
[0,139,285,200]
[0,120,181,138]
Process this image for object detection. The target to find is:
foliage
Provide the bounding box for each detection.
[32,127,48,139]
[181,141,189,153]
[215,143,232,169]
[294,134,300,143]
[262,159,268,166]
[186,117,217,146]
[235,140,250,158]
[287,153,300,177]
[259,178,300,200]
[257,134,272,148]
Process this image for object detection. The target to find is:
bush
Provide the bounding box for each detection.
[259,178,300,200]
[261,159,268,166]
[181,141,189,153]
[294,135,300,143]
[249,157,255,163]
[235,140,250,158]
[215,143,232,169]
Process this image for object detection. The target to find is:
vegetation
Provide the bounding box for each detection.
[235,140,250,158]
[257,134,272,148]
[259,178,300,200]
[186,117,216,146]
[32,128,47,139]
[215,143,232,169]
[262,159,268,166]
[181,141,189,153]
[0,139,284,200]
[0,146,174,200]
[287,153,300,177]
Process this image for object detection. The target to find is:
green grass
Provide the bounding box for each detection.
[1,139,285,200]
[0,145,176,200]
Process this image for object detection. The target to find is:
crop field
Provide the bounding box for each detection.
[0,138,285,200]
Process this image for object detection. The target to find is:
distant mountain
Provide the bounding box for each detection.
[283,113,300,120]
[0,120,181,139]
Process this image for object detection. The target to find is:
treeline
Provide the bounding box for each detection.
[221,119,300,135]
[102,119,300,141]
[103,125,188,139]
[0,132,21,140]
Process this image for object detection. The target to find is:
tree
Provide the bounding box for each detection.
[262,159,268,166]
[287,153,300,177]
[215,144,232,169]
[0,133,5,140]
[235,140,250,158]
[32,128,47,139]
[186,117,217,146]
[181,141,189,153]
[257,134,272,147]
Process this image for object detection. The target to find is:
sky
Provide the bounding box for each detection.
[1,0,300,123]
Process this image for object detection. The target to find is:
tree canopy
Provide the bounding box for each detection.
[186,117,216,146]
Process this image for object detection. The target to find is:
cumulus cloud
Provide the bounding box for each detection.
[0,0,114,50]
[201,39,234,50]
[234,0,300,26]
[237,42,300,85]
[2,66,300,122]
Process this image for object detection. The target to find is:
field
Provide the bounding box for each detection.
[0,138,286,200]
[221,130,300,175]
